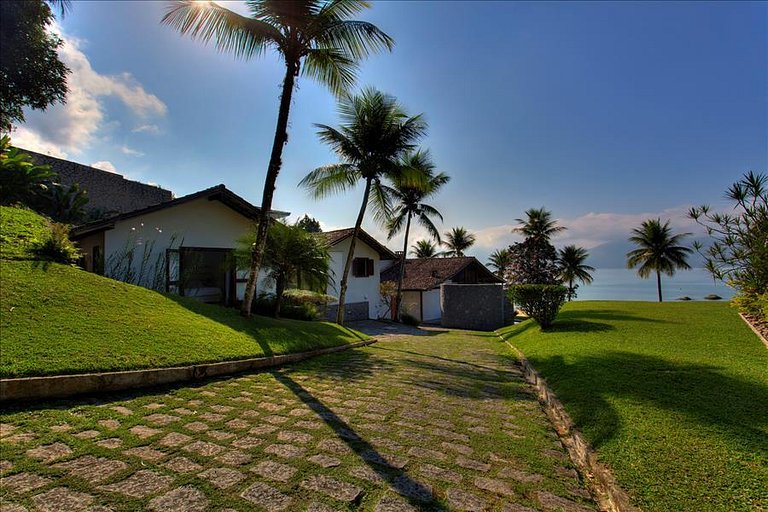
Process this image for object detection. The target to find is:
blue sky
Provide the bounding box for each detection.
[15,1,767,265]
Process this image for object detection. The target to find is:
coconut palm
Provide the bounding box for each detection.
[513,207,566,242]
[443,227,475,257]
[162,0,393,317]
[488,248,512,279]
[411,239,438,258]
[385,150,449,320]
[626,218,692,302]
[299,88,426,324]
[558,245,595,301]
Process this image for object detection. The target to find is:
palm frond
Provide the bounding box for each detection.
[299,163,359,198]
[317,20,394,60]
[303,48,358,96]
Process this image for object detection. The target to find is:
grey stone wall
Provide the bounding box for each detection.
[440,283,506,331]
[23,149,173,214]
[325,301,370,322]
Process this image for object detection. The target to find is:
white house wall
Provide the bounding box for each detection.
[422,288,442,322]
[401,291,422,320]
[327,237,385,319]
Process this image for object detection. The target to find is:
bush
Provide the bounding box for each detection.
[508,284,567,329]
[401,313,420,327]
[251,292,321,321]
[31,222,80,264]
[733,291,768,321]
[283,289,335,308]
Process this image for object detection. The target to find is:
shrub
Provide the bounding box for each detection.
[508,284,567,329]
[251,292,321,321]
[401,313,420,327]
[32,222,80,264]
[283,289,335,308]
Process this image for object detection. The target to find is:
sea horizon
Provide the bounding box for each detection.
[573,268,735,302]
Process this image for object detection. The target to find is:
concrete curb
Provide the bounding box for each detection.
[0,339,378,403]
[739,313,768,350]
[498,334,640,512]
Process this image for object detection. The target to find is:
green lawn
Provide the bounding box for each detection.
[498,301,768,512]
[0,206,366,378]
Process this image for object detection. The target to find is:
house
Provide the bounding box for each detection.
[321,228,397,321]
[380,256,504,323]
[71,184,288,305]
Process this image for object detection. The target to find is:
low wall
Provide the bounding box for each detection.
[441,283,505,331]
[325,301,370,322]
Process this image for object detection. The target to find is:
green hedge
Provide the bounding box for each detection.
[508,284,567,328]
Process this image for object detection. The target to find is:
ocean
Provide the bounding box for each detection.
[574,268,735,302]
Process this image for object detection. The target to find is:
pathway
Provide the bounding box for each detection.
[0,329,595,511]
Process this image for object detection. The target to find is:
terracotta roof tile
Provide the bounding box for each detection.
[380,256,503,291]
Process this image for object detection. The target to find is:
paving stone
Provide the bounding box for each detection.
[187,400,203,407]
[277,430,312,444]
[198,413,226,422]
[172,408,195,416]
[2,432,36,444]
[263,415,289,425]
[348,466,386,485]
[2,472,51,494]
[240,482,292,511]
[183,422,210,432]
[0,423,17,437]
[95,438,122,449]
[99,470,174,498]
[240,410,260,419]
[441,441,474,456]
[110,406,133,416]
[391,475,433,502]
[50,424,74,433]
[288,408,310,417]
[144,403,166,410]
[469,425,491,434]
[307,501,339,512]
[199,467,246,489]
[455,455,491,472]
[418,463,462,484]
[501,504,537,512]
[207,429,236,441]
[129,425,162,439]
[259,402,286,412]
[163,456,203,474]
[0,460,12,472]
[407,446,447,461]
[446,488,488,511]
[231,436,263,449]
[361,450,408,469]
[360,412,386,421]
[250,460,297,482]
[535,491,594,512]
[31,487,94,512]
[97,419,120,431]
[556,466,580,480]
[300,475,363,502]
[230,396,253,403]
[145,414,181,426]
[183,440,224,457]
[148,485,209,512]
[73,430,100,439]
[317,439,353,455]
[374,493,419,512]
[53,455,128,483]
[0,503,27,512]
[295,420,324,430]
[265,443,305,459]
[474,476,516,497]
[124,446,166,462]
[498,467,543,483]
[430,427,470,442]
[308,454,341,468]
[26,442,72,462]
[225,419,250,430]
[158,432,193,447]
[215,450,252,466]
[249,424,278,435]
[210,405,234,413]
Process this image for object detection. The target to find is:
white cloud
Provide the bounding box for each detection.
[120,145,144,157]
[91,160,119,174]
[15,25,166,157]
[12,126,67,158]
[131,124,161,134]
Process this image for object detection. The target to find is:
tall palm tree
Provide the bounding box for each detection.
[488,248,512,279]
[558,245,595,301]
[443,227,476,257]
[626,218,692,302]
[385,150,449,320]
[411,239,438,258]
[299,88,426,324]
[513,207,566,242]
[162,1,393,317]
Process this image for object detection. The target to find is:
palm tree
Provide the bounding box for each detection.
[385,150,449,320]
[411,239,438,257]
[299,88,426,324]
[558,245,595,301]
[513,207,566,242]
[162,1,393,317]
[488,248,512,279]
[443,227,475,257]
[626,218,692,302]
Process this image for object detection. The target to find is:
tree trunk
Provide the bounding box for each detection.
[568,278,574,301]
[274,275,285,318]
[241,60,298,317]
[656,269,663,302]
[394,212,412,321]
[336,177,372,325]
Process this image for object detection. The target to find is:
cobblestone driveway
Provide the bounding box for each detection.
[1,329,595,511]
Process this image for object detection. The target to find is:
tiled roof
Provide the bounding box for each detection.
[320,228,397,260]
[380,256,503,291]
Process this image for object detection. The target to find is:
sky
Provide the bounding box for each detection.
[13,1,768,266]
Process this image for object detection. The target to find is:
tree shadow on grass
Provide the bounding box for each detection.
[528,351,768,453]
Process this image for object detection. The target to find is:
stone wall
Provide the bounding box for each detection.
[325,301,370,322]
[440,283,506,331]
[23,149,173,214]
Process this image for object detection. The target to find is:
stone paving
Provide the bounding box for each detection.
[0,328,596,511]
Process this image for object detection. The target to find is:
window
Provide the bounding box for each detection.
[352,257,375,277]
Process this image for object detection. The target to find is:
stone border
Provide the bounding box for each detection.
[0,339,378,403]
[739,313,768,350]
[499,335,641,512]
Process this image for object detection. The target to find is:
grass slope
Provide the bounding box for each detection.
[0,207,366,378]
[498,301,768,512]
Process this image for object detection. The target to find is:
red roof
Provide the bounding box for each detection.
[381,256,503,291]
